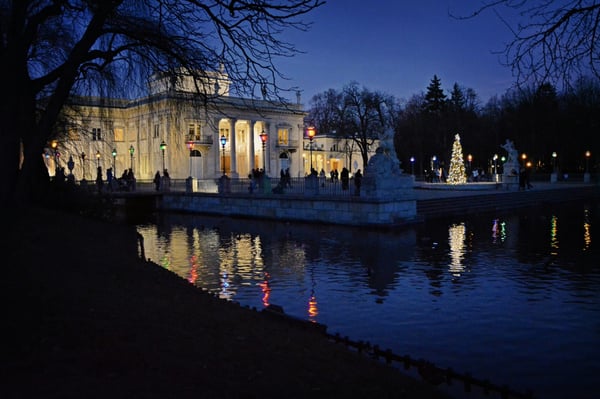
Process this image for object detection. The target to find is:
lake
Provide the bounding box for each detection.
[136,199,599,399]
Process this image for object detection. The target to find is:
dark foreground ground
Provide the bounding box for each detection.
[2,206,451,399]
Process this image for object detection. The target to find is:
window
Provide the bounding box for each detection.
[277,128,289,146]
[114,127,124,142]
[153,124,160,138]
[92,128,102,141]
[188,123,201,141]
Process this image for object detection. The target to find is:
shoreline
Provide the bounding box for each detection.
[3,206,451,398]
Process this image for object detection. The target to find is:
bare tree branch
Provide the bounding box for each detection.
[452,1,600,90]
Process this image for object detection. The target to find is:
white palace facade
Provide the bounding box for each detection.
[49,70,307,183]
[47,70,375,183]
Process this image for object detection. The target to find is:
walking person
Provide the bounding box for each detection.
[353,169,362,196]
[153,170,161,191]
[340,167,349,191]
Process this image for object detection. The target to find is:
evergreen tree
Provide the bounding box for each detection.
[424,75,447,114]
[447,134,467,184]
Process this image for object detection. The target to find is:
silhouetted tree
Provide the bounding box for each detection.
[308,82,397,170]
[456,1,600,89]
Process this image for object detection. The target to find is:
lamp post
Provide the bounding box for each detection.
[584,150,591,183]
[550,151,558,183]
[259,130,268,172]
[307,126,316,171]
[96,150,101,168]
[81,152,86,180]
[129,145,134,170]
[521,153,527,168]
[220,134,227,175]
[51,140,59,171]
[467,154,472,172]
[493,154,498,181]
[112,148,117,176]
[160,140,167,172]
[186,141,194,177]
[410,156,415,176]
[585,150,591,172]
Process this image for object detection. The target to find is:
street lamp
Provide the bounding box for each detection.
[521,153,527,167]
[493,154,498,172]
[585,150,591,172]
[220,134,227,175]
[467,154,472,171]
[51,140,59,170]
[96,150,101,168]
[307,126,316,171]
[129,145,134,170]
[160,140,167,172]
[410,156,415,176]
[186,141,194,177]
[112,148,117,176]
[552,152,557,172]
[259,129,268,172]
[81,152,86,180]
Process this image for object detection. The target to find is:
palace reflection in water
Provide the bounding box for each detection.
[136,200,599,399]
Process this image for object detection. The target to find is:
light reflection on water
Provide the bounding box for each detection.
[136,200,599,399]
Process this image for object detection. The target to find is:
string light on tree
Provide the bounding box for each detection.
[447,133,467,184]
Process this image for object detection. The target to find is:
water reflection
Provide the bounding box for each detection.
[448,223,466,277]
[136,200,600,399]
[583,207,591,251]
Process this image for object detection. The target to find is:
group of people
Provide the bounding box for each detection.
[95,166,136,192]
[153,169,170,191]
[308,167,362,195]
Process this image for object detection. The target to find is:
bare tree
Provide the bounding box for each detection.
[0,0,324,205]
[308,82,396,171]
[455,1,600,89]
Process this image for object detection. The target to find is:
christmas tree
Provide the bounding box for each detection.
[447,133,467,184]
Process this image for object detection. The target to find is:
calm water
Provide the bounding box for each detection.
[136,200,599,399]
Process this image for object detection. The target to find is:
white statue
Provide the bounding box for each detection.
[501,139,518,164]
[379,127,401,171]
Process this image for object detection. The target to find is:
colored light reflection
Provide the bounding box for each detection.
[308,291,318,321]
[492,219,507,243]
[259,272,271,307]
[188,254,199,284]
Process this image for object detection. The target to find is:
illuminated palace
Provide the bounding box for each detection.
[48,69,373,182]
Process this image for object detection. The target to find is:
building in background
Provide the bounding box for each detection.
[45,69,308,182]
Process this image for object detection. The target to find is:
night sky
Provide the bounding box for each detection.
[277,0,526,105]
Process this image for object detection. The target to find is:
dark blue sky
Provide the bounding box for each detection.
[278,0,524,105]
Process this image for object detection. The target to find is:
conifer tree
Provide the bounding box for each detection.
[424,75,447,114]
[447,133,467,184]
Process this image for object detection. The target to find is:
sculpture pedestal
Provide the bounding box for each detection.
[363,147,414,200]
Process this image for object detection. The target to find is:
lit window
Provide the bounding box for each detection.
[278,128,288,145]
[188,123,201,141]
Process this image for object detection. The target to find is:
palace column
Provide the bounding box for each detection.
[249,120,257,172]
[228,118,238,177]
[213,117,222,177]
